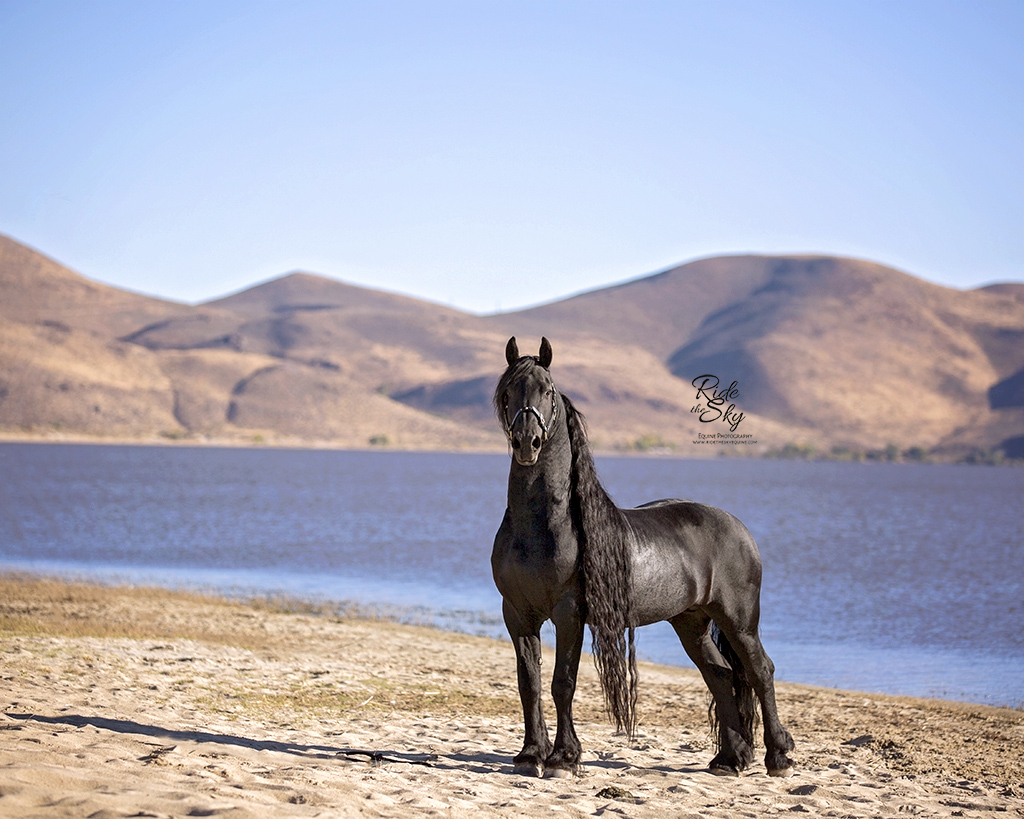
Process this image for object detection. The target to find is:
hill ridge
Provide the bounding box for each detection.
[2,234,1022,459]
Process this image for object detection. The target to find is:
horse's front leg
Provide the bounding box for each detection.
[503,600,551,776]
[545,596,585,778]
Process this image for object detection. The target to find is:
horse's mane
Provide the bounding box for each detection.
[562,394,639,737]
[493,355,538,420]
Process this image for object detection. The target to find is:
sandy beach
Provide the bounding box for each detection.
[1,574,1022,818]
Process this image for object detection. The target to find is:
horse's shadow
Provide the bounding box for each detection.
[7,712,512,773]
[10,712,717,779]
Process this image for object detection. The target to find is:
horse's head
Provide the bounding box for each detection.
[495,336,559,466]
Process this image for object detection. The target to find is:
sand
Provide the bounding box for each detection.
[1,575,1022,818]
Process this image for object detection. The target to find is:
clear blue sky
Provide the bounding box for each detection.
[2,1,1021,313]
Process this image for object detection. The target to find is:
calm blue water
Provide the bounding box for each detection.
[1,443,1021,708]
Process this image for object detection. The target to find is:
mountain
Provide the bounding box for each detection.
[2,233,1022,458]
[477,256,1022,457]
[0,236,198,438]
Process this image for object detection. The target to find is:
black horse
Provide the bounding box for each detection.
[491,337,795,779]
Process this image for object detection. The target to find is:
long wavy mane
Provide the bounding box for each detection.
[561,394,639,737]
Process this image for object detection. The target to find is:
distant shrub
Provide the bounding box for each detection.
[866,443,901,462]
[829,446,863,461]
[369,434,390,446]
[630,434,674,453]
[958,448,1006,465]
[768,442,817,459]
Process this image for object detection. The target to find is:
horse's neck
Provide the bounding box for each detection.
[506,426,573,533]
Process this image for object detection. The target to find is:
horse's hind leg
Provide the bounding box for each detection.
[710,608,795,777]
[670,610,755,775]
[503,600,551,776]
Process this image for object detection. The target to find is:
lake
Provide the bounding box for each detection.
[1,443,1021,709]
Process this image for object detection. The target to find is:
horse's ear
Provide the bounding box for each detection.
[505,337,520,366]
[539,337,553,369]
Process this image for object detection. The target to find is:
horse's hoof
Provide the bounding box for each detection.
[513,762,544,778]
[768,766,796,778]
[708,761,741,782]
[544,766,574,779]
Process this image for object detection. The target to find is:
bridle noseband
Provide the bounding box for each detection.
[504,389,558,445]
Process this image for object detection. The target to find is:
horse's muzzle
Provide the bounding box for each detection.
[511,430,544,466]
[506,401,554,466]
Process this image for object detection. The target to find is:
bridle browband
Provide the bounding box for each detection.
[503,388,559,445]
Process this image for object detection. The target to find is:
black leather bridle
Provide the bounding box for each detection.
[503,389,558,445]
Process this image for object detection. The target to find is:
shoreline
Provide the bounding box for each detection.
[5,564,1021,711]
[2,432,1021,466]
[2,574,1022,817]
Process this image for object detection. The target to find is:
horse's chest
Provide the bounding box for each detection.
[492,522,579,612]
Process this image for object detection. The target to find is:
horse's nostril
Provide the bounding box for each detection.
[532,436,542,450]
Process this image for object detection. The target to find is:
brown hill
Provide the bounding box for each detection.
[120,271,510,445]
[0,235,194,337]
[482,256,1024,457]
[486,255,778,358]
[0,236,509,449]
[1,234,1022,458]
[0,236,196,437]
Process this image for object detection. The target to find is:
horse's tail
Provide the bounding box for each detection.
[563,394,639,737]
[709,621,759,749]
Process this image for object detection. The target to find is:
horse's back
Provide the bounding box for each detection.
[628,498,757,551]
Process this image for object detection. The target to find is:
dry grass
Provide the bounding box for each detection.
[0,572,335,650]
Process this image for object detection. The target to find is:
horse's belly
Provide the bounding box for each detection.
[628,539,709,625]
[630,568,703,626]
